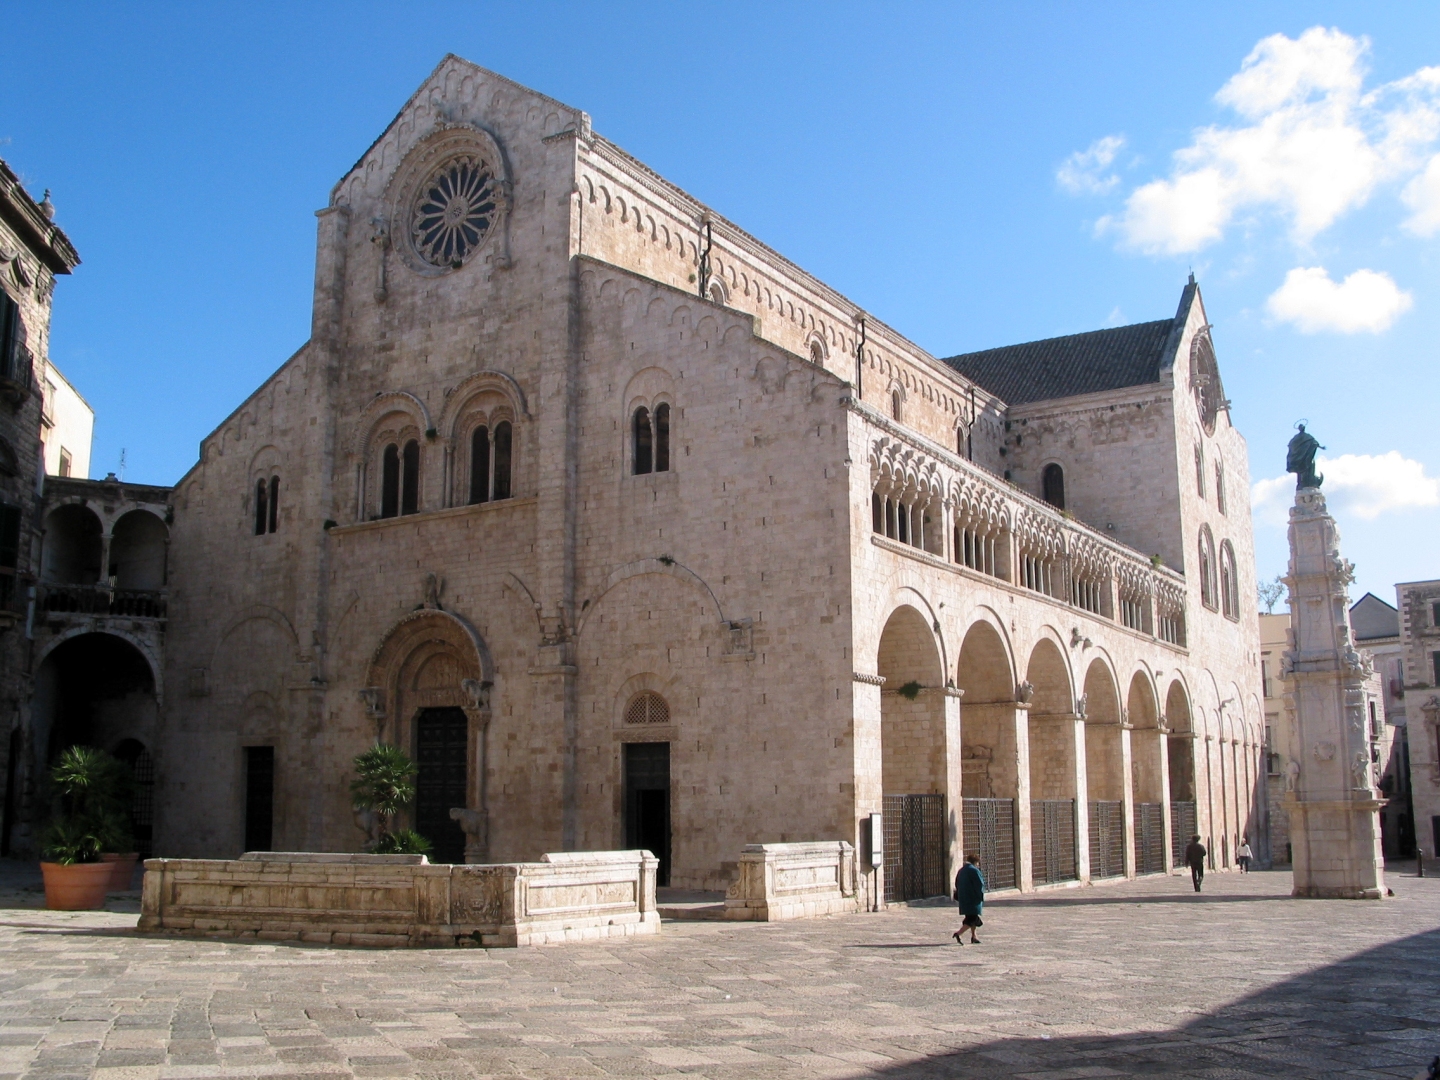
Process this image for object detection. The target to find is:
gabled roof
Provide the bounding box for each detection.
[1350,592,1400,642]
[942,281,1197,406]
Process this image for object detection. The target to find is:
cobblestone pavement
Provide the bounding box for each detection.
[1,863,1437,1080]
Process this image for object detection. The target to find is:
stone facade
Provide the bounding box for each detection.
[142,57,1264,903]
[0,158,79,856]
[1397,579,1440,863]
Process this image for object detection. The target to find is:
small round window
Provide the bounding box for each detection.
[411,155,498,269]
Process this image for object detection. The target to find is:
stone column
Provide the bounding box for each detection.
[1120,721,1136,879]
[1157,727,1174,873]
[1284,487,1385,899]
[1014,703,1033,892]
[851,672,885,910]
[943,687,964,885]
[1072,714,1091,883]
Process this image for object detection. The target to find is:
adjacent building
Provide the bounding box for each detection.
[1398,579,1440,862]
[0,158,81,855]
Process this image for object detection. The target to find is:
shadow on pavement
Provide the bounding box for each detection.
[863,925,1440,1078]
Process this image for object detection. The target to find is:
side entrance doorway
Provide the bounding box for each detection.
[415,707,468,864]
[882,793,947,902]
[623,741,670,886]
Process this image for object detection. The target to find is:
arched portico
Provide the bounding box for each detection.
[366,609,492,863]
[956,618,1022,890]
[1127,671,1168,873]
[1082,658,1127,880]
[1025,636,1080,884]
[875,603,956,902]
[1165,679,1198,867]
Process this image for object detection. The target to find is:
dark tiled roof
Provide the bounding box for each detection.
[1350,592,1399,641]
[941,283,1195,405]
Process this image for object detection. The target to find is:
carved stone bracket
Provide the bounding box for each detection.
[450,807,489,864]
[852,672,886,687]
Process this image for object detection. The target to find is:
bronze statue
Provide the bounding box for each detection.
[1286,423,1324,490]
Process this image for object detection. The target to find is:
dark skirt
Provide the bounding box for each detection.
[960,912,983,928]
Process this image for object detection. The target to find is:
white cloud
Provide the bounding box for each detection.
[1251,451,1440,524]
[1264,266,1412,333]
[1098,27,1440,254]
[1057,135,1125,194]
[1402,152,1440,234]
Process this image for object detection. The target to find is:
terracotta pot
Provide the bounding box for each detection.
[40,861,112,910]
[99,852,140,892]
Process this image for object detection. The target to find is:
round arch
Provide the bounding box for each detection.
[956,617,1017,804]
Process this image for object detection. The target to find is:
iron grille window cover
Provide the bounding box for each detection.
[961,798,1017,891]
[1031,799,1078,884]
[1134,802,1166,874]
[1170,801,1198,868]
[624,692,670,725]
[1088,800,1126,879]
[881,794,947,903]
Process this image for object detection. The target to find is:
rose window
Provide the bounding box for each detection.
[411,155,498,268]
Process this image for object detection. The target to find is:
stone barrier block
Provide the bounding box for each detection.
[723,841,859,921]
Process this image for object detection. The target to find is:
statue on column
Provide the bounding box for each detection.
[1286,423,1324,490]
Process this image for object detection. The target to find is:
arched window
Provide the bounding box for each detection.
[1042,463,1065,510]
[654,404,670,473]
[633,406,653,475]
[1220,540,1239,619]
[469,425,490,504]
[253,479,268,536]
[1215,462,1227,516]
[401,440,420,515]
[809,340,824,366]
[493,421,512,499]
[624,691,670,725]
[1194,444,1206,497]
[1199,526,1217,610]
[891,391,902,422]
[380,443,400,519]
[268,476,279,534]
[871,492,883,534]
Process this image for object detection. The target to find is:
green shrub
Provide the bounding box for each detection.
[43,746,135,862]
[351,743,419,848]
[374,829,432,856]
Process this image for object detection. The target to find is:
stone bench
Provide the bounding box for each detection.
[138,849,659,947]
[723,840,859,920]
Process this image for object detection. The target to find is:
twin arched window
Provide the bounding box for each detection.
[632,403,670,475]
[380,440,420,518]
[1219,540,1239,619]
[1198,526,1217,610]
[1042,463,1065,510]
[253,476,279,535]
[469,421,513,504]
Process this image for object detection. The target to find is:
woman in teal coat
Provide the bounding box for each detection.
[953,853,986,944]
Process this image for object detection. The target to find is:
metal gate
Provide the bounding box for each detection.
[1088,800,1125,879]
[1170,800,1197,867]
[1031,799,1077,884]
[1135,802,1165,874]
[961,798,1017,890]
[882,794,947,902]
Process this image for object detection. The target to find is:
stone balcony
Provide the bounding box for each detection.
[38,582,167,621]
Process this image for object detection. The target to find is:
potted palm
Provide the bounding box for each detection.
[41,747,121,909]
[350,744,431,857]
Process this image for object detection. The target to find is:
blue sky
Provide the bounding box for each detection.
[2,2,1437,604]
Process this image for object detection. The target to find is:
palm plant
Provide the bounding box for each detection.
[350,743,419,849]
[43,746,135,864]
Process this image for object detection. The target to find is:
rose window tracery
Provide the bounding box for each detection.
[410,155,498,269]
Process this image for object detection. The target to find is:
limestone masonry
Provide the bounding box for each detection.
[22,57,1267,903]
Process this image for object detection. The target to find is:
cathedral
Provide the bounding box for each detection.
[28,57,1267,904]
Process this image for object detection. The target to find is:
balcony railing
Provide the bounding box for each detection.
[40,583,167,619]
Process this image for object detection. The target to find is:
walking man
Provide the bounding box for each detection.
[952,853,986,944]
[1184,834,1207,892]
[1236,836,1253,873]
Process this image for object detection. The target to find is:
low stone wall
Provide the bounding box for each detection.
[138,849,660,946]
[723,841,859,920]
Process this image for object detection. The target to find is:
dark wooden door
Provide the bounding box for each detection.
[415,707,469,863]
[624,742,670,886]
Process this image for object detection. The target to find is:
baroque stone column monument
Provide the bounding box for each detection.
[1282,425,1385,899]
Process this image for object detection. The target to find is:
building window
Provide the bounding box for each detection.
[891,391,902,422]
[492,421,512,498]
[633,406,652,475]
[1432,651,1440,687]
[624,691,670,725]
[1219,540,1239,619]
[654,404,670,472]
[1432,600,1440,627]
[871,492,883,534]
[469,425,491,504]
[1199,527,1217,610]
[268,476,279,533]
[1215,462,1227,515]
[0,504,20,609]
[0,288,22,382]
[1195,444,1205,497]
[380,443,401,518]
[400,440,420,515]
[809,340,824,366]
[1042,463,1065,509]
[253,479,268,536]
[58,448,71,478]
